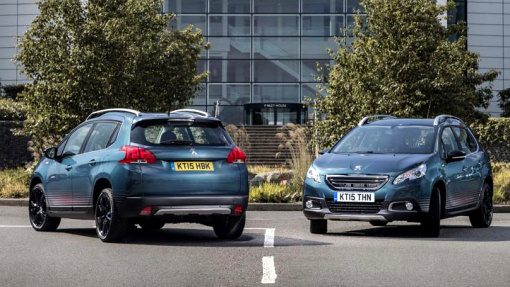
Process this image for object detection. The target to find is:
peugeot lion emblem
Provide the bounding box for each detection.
[354,165,362,171]
[190,148,198,156]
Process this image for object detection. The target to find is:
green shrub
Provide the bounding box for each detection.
[471,118,510,147]
[0,167,30,198]
[493,162,510,204]
[2,84,25,100]
[249,182,302,203]
[0,98,26,120]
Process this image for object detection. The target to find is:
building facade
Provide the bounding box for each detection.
[0,0,509,125]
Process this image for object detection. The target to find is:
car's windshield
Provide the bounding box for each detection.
[131,121,233,146]
[331,125,435,154]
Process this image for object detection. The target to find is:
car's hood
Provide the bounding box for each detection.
[313,153,434,176]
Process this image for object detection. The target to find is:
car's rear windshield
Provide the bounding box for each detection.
[131,121,233,146]
[331,125,435,154]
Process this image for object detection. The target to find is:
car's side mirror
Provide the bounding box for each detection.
[319,148,330,155]
[44,147,58,160]
[446,150,466,163]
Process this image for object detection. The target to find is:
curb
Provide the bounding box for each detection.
[1,199,510,213]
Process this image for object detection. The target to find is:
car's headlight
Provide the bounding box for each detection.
[393,164,427,185]
[306,166,321,183]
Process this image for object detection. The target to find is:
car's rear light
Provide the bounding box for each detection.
[140,206,152,216]
[119,145,157,164]
[234,205,243,215]
[227,146,246,163]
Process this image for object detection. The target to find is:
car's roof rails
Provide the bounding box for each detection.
[433,115,464,126]
[358,115,397,126]
[86,108,141,120]
[170,109,211,117]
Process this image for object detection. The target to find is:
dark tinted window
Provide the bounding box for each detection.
[83,122,119,153]
[441,127,457,157]
[331,125,435,154]
[452,127,478,154]
[131,121,232,146]
[62,124,93,156]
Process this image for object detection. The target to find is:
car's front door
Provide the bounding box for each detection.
[440,127,466,211]
[45,138,72,211]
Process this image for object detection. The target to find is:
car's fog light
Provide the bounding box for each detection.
[405,202,414,211]
[306,200,314,209]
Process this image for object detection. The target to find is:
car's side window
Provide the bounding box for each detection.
[62,124,93,157]
[441,127,457,157]
[83,122,120,153]
[57,138,69,157]
[452,127,478,154]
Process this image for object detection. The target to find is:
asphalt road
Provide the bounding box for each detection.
[1,206,510,287]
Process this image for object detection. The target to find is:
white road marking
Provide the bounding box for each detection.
[0,225,31,228]
[261,256,277,284]
[264,228,275,248]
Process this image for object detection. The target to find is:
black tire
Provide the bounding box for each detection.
[369,221,388,227]
[213,214,246,239]
[139,220,165,231]
[310,219,327,234]
[421,187,441,237]
[95,188,128,243]
[29,183,61,231]
[469,183,493,228]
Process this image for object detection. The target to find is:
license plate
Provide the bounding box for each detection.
[334,192,375,202]
[171,162,214,171]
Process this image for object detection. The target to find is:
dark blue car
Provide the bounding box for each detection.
[29,109,249,242]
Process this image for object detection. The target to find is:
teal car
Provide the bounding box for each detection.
[303,115,493,237]
[29,109,248,242]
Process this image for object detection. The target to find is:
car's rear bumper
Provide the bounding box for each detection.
[303,196,423,222]
[116,195,249,218]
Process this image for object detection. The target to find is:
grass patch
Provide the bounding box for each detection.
[493,162,510,204]
[0,167,30,198]
[249,182,302,203]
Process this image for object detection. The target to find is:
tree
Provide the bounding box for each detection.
[312,0,498,149]
[15,0,207,154]
[499,88,510,117]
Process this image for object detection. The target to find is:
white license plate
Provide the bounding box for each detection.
[334,192,375,203]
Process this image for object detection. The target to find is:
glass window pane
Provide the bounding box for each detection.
[254,60,299,82]
[192,84,207,105]
[302,0,344,13]
[302,83,328,101]
[209,59,250,82]
[254,0,299,13]
[346,0,365,13]
[83,123,118,153]
[209,84,250,105]
[254,16,299,36]
[209,16,250,36]
[253,37,299,59]
[301,60,333,82]
[302,15,344,36]
[253,84,299,103]
[63,124,93,156]
[170,15,207,33]
[209,37,250,59]
[209,0,251,13]
[301,37,336,59]
[197,59,207,76]
[164,0,206,13]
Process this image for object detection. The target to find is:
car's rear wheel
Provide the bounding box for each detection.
[139,220,165,231]
[29,183,60,231]
[421,187,441,237]
[369,221,388,227]
[310,219,327,234]
[469,183,493,228]
[95,188,128,243]
[213,214,246,239]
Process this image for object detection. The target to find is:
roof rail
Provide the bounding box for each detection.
[170,109,211,117]
[358,115,397,126]
[86,108,141,120]
[433,115,464,126]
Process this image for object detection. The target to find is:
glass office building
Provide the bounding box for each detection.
[164,0,365,125]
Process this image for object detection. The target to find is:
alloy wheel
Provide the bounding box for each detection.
[29,187,47,228]
[96,194,112,238]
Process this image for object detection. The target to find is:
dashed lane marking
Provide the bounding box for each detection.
[0,225,31,228]
[261,256,277,284]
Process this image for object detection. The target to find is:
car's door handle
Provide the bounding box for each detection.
[65,165,72,171]
[89,159,97,166]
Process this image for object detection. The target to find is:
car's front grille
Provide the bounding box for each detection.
[326,200,384,214]
[325,175,388,191]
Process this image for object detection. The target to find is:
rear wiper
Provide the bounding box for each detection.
[159,140,193,145]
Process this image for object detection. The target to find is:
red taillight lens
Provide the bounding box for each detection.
[140,206,152,216]
[119,145,157,164]
[227,146,246,163]
[234,205,243,215]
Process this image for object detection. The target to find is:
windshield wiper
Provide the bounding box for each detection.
[159,140,193,145]
[352,151,391,154]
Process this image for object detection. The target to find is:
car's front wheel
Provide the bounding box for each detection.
[421,187,441,237]
[95,188,128,242]
[469,183,493,228]
[29,183,61,231]
[213,214,246,239]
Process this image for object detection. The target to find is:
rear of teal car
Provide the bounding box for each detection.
[303,115,493,237]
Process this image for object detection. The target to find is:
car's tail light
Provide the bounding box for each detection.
[234,205,243,215]
[140,206,152,216]
[227,146,246,163]
[119,145,157,164]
